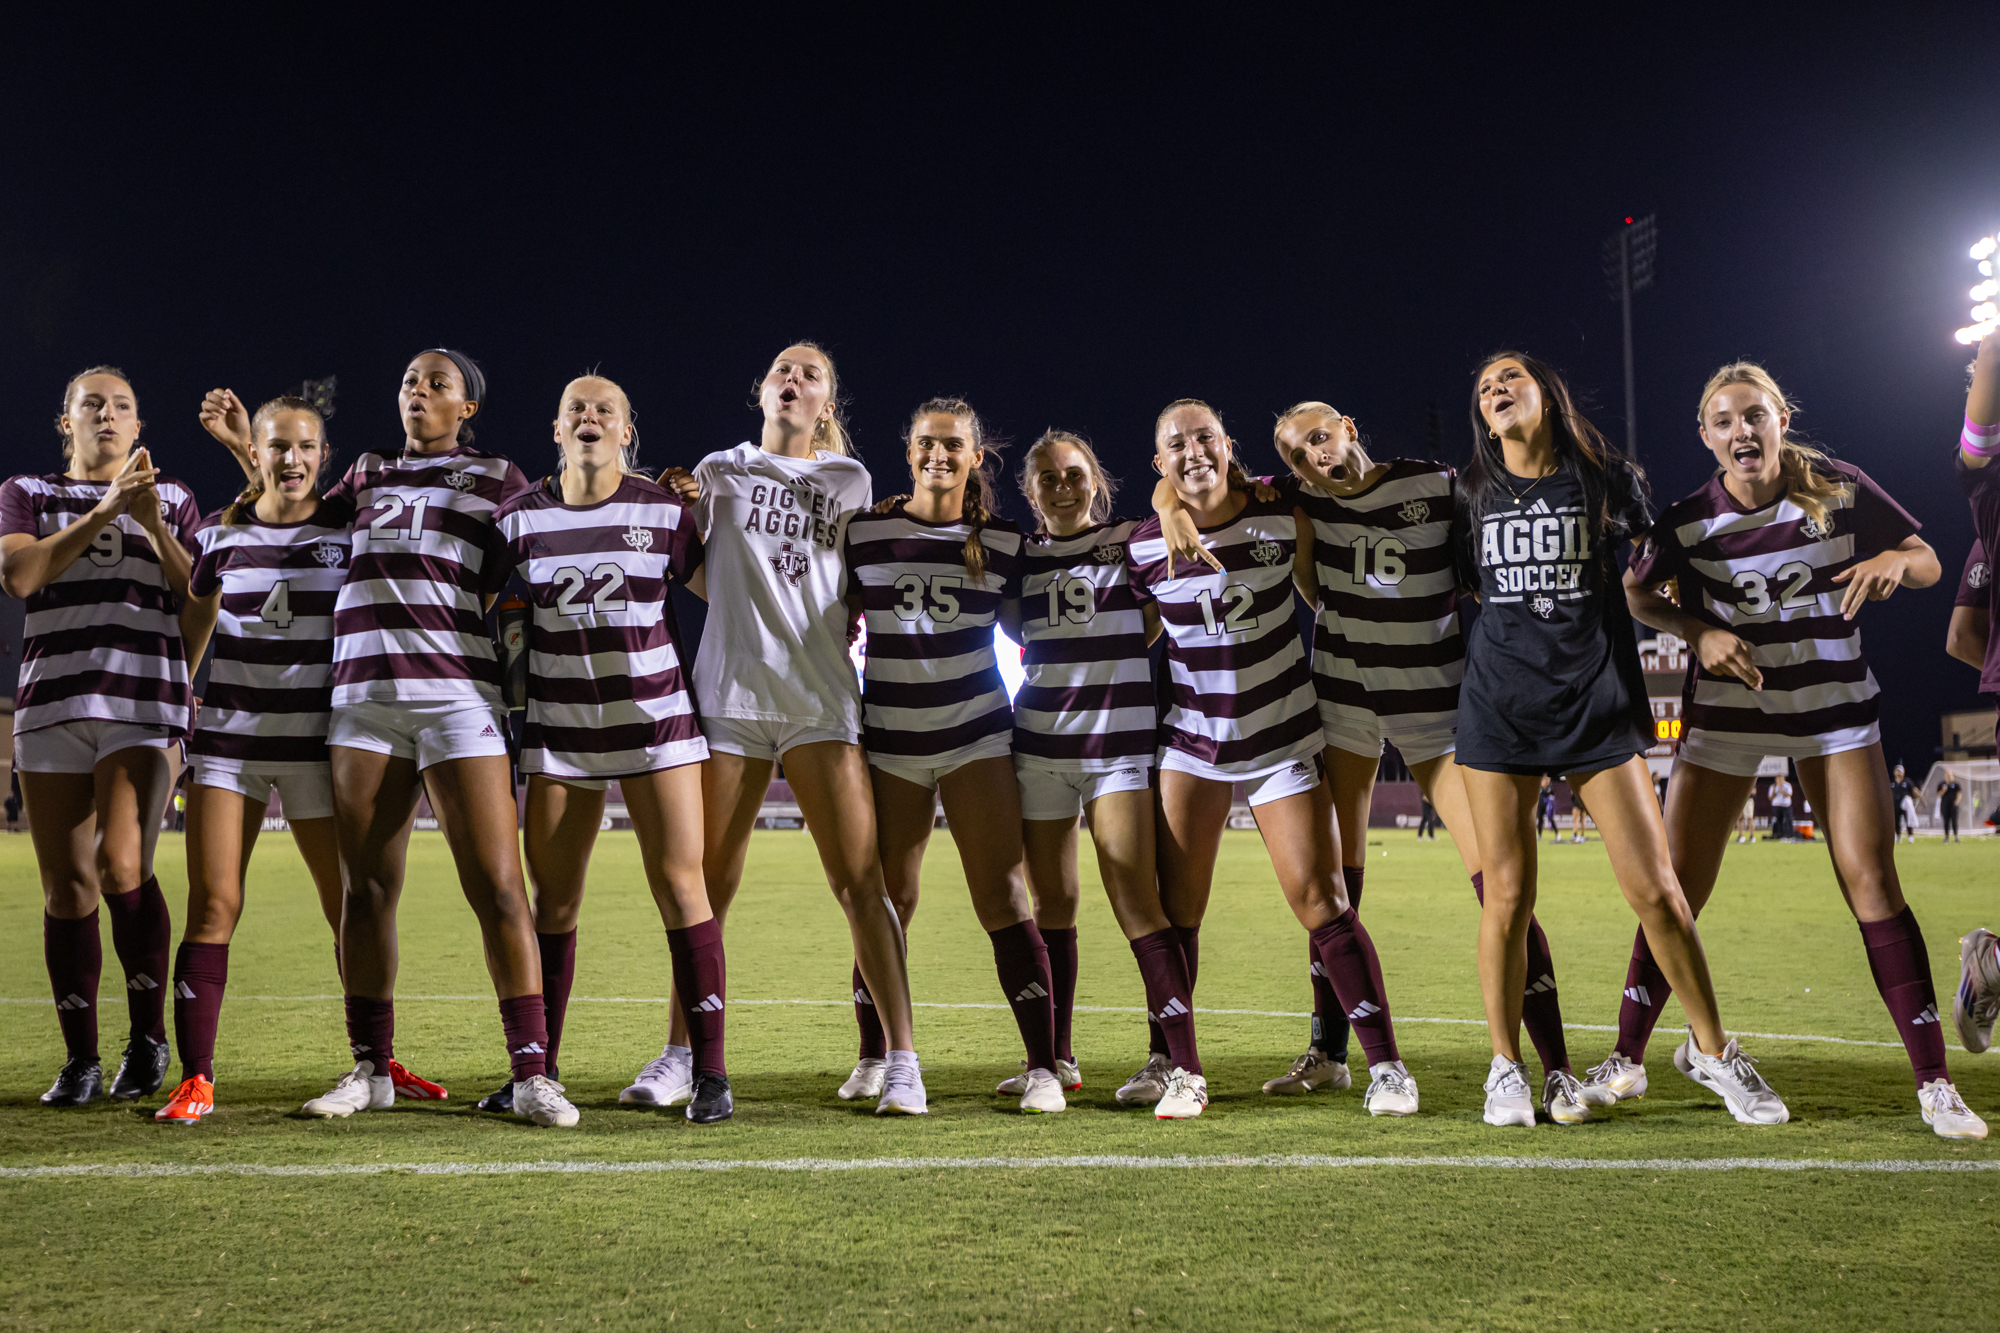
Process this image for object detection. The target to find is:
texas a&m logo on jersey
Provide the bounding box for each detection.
[1250,538,1284,566]
[1800,513,1833,541]
[311,540,343,567]
[623,524,653,554]
[1092,543,1124,565]
[445,469,477,493]
[1398,499,1431,525]
[769,540,810,588]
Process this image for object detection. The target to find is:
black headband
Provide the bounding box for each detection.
[421,348,486,408]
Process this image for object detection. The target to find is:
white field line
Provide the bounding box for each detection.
[0,994,1908,1050]
[3,1154,1995,1181]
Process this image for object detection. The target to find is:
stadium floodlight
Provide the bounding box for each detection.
[1601,214,1657,452]
[1958,233,2000,344]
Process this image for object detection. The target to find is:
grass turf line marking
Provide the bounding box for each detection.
[4,1154,1995,1181]
[0,995,1907,1050]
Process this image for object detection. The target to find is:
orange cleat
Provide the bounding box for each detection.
[388,1059,448,1101]
[154,1075,215,1124]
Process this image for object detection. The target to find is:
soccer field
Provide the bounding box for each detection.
[4,827,1998,1332]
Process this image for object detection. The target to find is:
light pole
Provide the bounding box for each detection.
[1602,214,1657,454]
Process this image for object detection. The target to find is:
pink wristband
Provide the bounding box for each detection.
[1964,415,2000,456]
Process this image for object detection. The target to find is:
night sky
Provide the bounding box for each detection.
[5,14,1998,770]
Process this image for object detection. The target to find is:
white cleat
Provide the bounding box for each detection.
[1674,1032,1789,1125]
[1154,1068,1208,1120]
[1543,1069,1594,1124]
[995,1061,1030,1095]
[1262,1047,1352,1095]
[1482,1055,1536,1127]
[619,1045,694,1107]
[875,1059,928,1116]
[1056,1057,1083,1092]
[1580,1052,1647,1106]
[514,1075,580,1128]
[1954,928,2000,1055]
[302,1062,394,1119]
[1363,1060,1419,1117]
[1919,1078,1989,1140]
[838,1058,887,1101]
[1019,1067,1066,1114]
[1114,1053,1172,1106]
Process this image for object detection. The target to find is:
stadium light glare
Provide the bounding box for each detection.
[1953,236,2000,343]
[1957,320,2000,345]
[1973,280,1999,301]
[1975,303,1999,324]
[1973,237,1998,260]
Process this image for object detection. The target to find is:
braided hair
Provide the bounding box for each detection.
[907,396,1002,581]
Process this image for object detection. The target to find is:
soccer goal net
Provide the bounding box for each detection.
[1916,760,2000,835]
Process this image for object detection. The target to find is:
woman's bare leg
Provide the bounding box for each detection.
[420,755,540,998]
[936,757,1034,930]
[1410,756,1482,879]
[288,817,346,939]
[25,771,102,920]
[1795,748,1904,922]
[183,785,256,944]
[1081,789,1170,940]
[329,746,423,1003]
[1460,768,1541,1062]
[1155,770,1234,930]
[626,764,726,1082]
[1021,817,1083,930]
[523,776,604,934]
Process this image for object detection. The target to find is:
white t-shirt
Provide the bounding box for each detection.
[691,442,873,729]
[1769,778,1792,809]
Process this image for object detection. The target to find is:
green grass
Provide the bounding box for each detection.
[4,827,1999,1331]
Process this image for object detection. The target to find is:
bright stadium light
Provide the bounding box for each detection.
[1956,233,2000,344]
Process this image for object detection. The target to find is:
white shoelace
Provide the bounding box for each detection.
[1374,1065,1415,1098]
[1546,1069,1586,1107]
[1925,1081,1972,1116]
[637,1050,686,1084]
[1287,1051,1322,1077]
[1584,1055,1628,1084]
[1488,1062,1529,1098]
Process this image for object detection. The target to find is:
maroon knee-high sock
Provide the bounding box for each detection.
[1042,926,1078,1062]
[1313,867,1365,1060]
[1130,928,1200,1074]
[1309,908,1399,1067]
[852,963,887,1061]
[44,911,101,1064]
[1151,925,1201,1056]
[1614,926,1673,1062]
[667,919,728,1076]
[1471,871,1570,1075]
[536,930,577,1079]
[172,942,229,1081]
[344,996,394,1070]
[989,921,1058,1071]
[499,994,548,1081]
[103,877,171,1041]
[1859,907,1950,1086]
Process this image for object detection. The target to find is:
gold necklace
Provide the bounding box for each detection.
[1504,463,1558,505]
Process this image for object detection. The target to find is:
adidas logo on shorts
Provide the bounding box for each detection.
[479,724,498,737]
[1013,982,1049,1003]
[696,994,725,1014]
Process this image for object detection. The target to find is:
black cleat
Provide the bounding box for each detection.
[687,1072,734,1124]
[108,1035,171,1101]
[475,1079,515,1114]
[41,1057,104,1107]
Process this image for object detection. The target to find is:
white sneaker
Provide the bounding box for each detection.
[1954,928,2000,1054]
[1114,1053,1171,1106]
[875,1058,927,1115]
[994,1060,1031,1095]
[302,1062,394,1118]
[1580,1051,1648,1105]
[513,1075,580,1128]
[1262,1047,1352,1095]
[1056,1057,1083,1092]
[1542,1069,1594,1124]
[1019,1067,1066,1114]
[1673,1032,1789,1125]
[1482,1055,1536,1127]
[839,1058,887,1101]
[1155,1068,1208,1120]
[619,1044,694,1107]
[1919,1078,1989,1140]
[1363,1060,1419,1117]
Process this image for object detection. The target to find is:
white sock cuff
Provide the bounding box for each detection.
[885,1049,919,1068]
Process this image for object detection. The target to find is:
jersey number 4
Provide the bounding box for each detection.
[1732,561,1814,615]
[553,563,630,616]
[1195,583,1256,635]
[246,580,296,630]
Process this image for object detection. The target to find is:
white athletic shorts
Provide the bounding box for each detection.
[190,757,335,820]
[867,731,1013,793]
[14,719,177,774]
[1161,749,1324,807]
[1676,722,1879,778]
[326,698,509,771]
[1319,705,1458,767]
[704,715,857,763]
[1015,755,1152,821]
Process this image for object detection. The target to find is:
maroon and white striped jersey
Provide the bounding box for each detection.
[1014,520,1155,770]
[1283,461,1463,730]
[325,445,530,707]
[495,477,707,779]
[1,472,202,736]
[1628,460,1919,749]
[187,501,355,765]
[1128,496,1320,776]
[845,506,1024,762]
